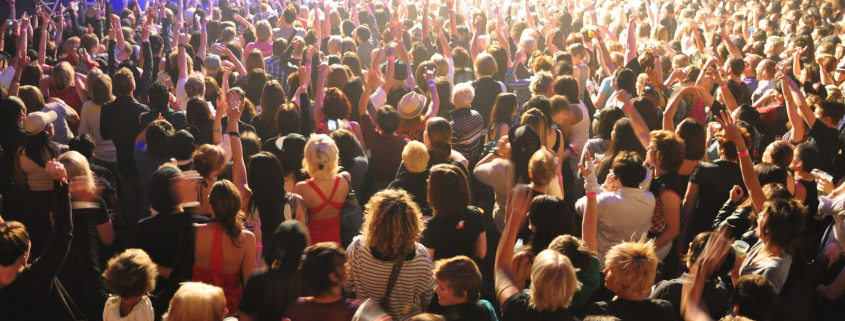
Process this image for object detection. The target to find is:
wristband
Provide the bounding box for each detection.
[213,124,223,132]
[305,62,312,68]
[300,84,307,91]
[721,34,729,40]
[623,104,634,111]
[737,150,749,158]
[201,28,207,31]
[229,131,240,137]
[388,56,396,62]
[586,192,597,198]
[256,242,263,249]
[142,37,150,42]
[719,84,728,90]
[427,79,435,87]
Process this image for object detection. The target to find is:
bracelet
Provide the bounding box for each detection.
[256,242,263,249]
[201,28,207,31]
[141,37,150,42]
[737,150,749,158]
[719,84,728,90]
[623,104,635,111]
[300,85,307,91]
[586,192,597,198]
[228,131,240,137]
[212,124,223,132]
[305,62,311,68]
[427,79,435,87]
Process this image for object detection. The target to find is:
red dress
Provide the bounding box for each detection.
[193,224,243,314]
[304,176,343,244]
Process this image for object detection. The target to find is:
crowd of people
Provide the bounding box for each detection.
[1,0,845,320]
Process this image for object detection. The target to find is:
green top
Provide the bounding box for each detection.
[569,255,602,315]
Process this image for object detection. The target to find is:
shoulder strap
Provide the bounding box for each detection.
[381,254,407,311]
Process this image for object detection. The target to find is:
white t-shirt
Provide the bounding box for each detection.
[175,77,189,111]
[103,296,154,321]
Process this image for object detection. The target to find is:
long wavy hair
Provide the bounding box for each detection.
[362,189,425,260]
[209,180,245,246]
[596,119,646,183]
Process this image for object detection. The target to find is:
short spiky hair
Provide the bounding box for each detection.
[434,256,482,302]
[103,249,158,298]
[605,239,658,296]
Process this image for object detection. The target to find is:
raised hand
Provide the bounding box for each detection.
[714,110,745,149]
[728,185,744,203]
[616,89,633,105]
[45,159,67,181]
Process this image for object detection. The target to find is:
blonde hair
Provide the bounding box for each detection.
[327,36,343,55]
[529,148,556,186]
[62,37,81,55]
[163,282,227,321]
[452,82,475,108]
[58,151,95,194]
[362,189,424,259]
[431,55,450,78]
[52,62,76,90]
[520,108,548,147]
[605,239,658,296]
[302,134,340,180]
[402,141,430,173]
[520,35,538,55]
[529,250,581,312]
[192,144,227,178]
[255,20,272,42]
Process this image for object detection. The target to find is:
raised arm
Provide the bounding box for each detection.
[625,9,638,65]
[663,86,695,131]
[495,188,532,306]
[423,69,439,120]
[227,98,248,197]
[177,31,189,80]
[617,90,652,150]
[138,17,154,103]
[579,151,599,253]
[197,15,208,60]
[313,57,329,127]
[780,72,807,142]
[715,110,765,212]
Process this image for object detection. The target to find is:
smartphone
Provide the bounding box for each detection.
[327,119,338,131]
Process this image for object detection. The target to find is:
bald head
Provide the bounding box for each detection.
[757,59,777,80]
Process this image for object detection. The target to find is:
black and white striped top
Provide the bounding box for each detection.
[343,236,435,321]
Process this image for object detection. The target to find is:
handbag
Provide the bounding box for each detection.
[482,123,504,155]
[340,176,364,248]
[380,255,406,313]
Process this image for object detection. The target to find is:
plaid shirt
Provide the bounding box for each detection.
[264,56,289,97]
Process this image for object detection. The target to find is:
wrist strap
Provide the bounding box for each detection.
[737,150,749,158]
[623,104,635,111]
[427,79,435,87]
[586,192,597,198]
[228,131,240,137]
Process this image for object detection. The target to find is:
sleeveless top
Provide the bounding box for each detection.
[304,176,344,244]
[192,224,243,314]
[570,101,591,156]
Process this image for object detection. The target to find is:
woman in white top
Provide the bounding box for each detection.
[103,249,158,321]
[78,73,118,164]
[554,76,590,155]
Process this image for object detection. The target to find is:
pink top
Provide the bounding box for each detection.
[244,41,274,58]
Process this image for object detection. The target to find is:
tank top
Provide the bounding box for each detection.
[192,224,243,314]
[304,176,344,244]
[19,147,59,191]
[570,101,591,155]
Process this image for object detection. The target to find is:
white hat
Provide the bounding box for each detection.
[24,111,57,135]
[397,92,426,120]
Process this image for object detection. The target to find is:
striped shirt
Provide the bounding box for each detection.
[343,236,435,321]
[450,108,484,164]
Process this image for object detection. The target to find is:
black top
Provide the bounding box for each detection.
[0,182,83,321]
[419,207,485,261]
[584,298,678,321]
[650,273,731,321]
[649,171,687,235]
[100,96,150,177]
[141,107,186,130]
[135,210,209,315]
[501,291,574,321]
[429,300,497,321]
[387,170,431,216]
[57,197,111,319]
[0,124,26,187]
[687,160,745,244]
[470,77,504,125]
[240,269,307,321]
[785,121,843,173]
